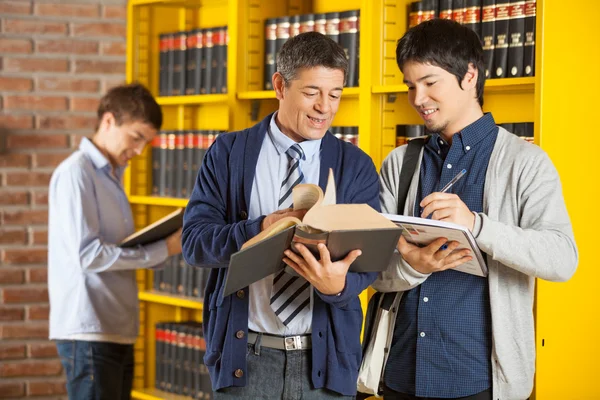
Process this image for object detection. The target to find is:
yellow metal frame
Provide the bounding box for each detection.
[126,0,598,397]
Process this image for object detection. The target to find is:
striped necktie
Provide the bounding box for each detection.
[270,144,311,326]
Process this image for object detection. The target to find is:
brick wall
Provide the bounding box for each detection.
[0,1,127,398]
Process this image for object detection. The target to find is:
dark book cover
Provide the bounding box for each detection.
[201,28,213,95]
[314,13,326,34]
[165,131,176,197]
[409,1,424,29]
[290,14,301,37]
[157,131,168,197]
[339,10,359,88]
[184,130,195,199]
[464,0,482,37]
[159,34,169,96]
[325,12,340,43]
[507,0,525,77]
[174,131,185,198]
[439,0,453,19]
[166,33,175,97]
[299,13,315,33]
[213,26,227,94]
[275,16,290,72]
[185,29,200,95]
[164,323,174,392]
[422,0,437,22]
[523,0,536,76]
[481,0,496,78]
[170,255,180,295]
[155,323,164,389]
[193,30,204,94]
[222,29,228,93]
[177,255,187,295]
[224,224,401,297]
[452,0,467,24]
[194,130,206,176]
[493,2,510,78]
[209,29,220,94]
[172,31,187,96]
[264,18,277,90]
[119,208,183,248]
[151,135,161,196]
[343,126,359,146]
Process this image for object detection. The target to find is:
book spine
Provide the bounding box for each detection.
[214,27,227,94]
[409,1,424,28]
[171,255,180,295]
[464,0,482,38]
[275,17,290,72]
[164,324,174,392]
[201,29,213,95]
[339,11,358,88]
[166,33,175,97]
[195,130,206,172]
[172,31,187,96]
[184,130,195,198]
[151,135,161,195]
[507,0,525,77]
[523,0,536,76]
[185,29,197,95]
[452,0,467,24]
[223,29,228,94]
[290,15,301,37]
[165,131,176,197]
[174,131,185,198]
[493,2,510,78]
[194,30,204,95]
[481,0,496,78]
[422,0,437,22]
[264,18,277,90]
[177,255,186,294]
[158,131,168,197]
[439,0,454,19]
[155,323,163,389]
[159,34,169,96]
[314,13,326,34]
[299,13,315,33]
[325,12,340,43]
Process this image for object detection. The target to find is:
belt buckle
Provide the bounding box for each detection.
[284,335,302,351]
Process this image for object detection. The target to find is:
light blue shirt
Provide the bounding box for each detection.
[48,137,168,340]
[247,112,322,335]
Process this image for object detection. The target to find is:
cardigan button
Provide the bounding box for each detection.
[235,330,245,339]
[234,369,244,378]
[240,211,248,220]
[236,290,245,299]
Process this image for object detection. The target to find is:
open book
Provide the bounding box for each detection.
[119,208,184,248]
[382,213,488,277]
[223,170,402,297]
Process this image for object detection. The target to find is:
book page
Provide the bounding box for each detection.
[241,216,301,250]
[304,204,398,231]
[292,184,323,211]
[322,168,336,206]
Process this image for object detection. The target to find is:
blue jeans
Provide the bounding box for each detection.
[214,336,354,400]
[56,340,134,400]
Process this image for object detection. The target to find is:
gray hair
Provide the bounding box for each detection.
[276,32,348,85]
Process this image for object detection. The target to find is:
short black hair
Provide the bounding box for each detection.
[396,19,485,106]
[277,31,348,85]
[97,82,162,130]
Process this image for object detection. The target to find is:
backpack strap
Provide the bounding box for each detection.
[397,137,427,215]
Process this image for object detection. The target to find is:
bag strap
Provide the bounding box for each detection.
[397,137,427,215]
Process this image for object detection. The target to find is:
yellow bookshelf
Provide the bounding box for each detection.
[126,0,598,398]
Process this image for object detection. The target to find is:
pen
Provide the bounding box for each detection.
[440,168,467,193]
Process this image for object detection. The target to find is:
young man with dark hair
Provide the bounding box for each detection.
[373,19,578,400]
[48,83,182,400]
[182,32,378,399]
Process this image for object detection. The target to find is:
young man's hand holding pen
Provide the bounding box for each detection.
[420,168,475,231]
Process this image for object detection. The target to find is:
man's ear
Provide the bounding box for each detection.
[98,112,115,133]
[462,63,478,90]
[273,72,286,100]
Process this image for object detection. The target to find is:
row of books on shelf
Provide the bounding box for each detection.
[395,122,534,147]
[159,27,228,97]
[151,130,225,199]
[155,322,212,399]
[265,10,359,89]
[153,254,210,300]
[408,0,536,79]
[149,127,358,200]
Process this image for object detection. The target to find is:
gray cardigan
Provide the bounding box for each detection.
[373,128,578,400]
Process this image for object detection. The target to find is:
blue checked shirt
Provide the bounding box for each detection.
[384,113,498,397]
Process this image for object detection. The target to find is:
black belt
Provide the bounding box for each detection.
[247,332,311,351]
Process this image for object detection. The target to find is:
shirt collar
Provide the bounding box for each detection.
[79,137,126,179]
[428,112,497,153]
[268,112,322,160]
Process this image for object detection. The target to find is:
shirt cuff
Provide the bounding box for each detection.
[472,211,483,237]
[144,239,169,269]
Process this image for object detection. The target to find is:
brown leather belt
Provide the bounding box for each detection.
[247,331,311,351]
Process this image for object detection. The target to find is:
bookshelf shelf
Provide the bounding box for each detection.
[139,291,203,310]
[156,94,228,106]
[372,78,535,95]
[132,388,190,400]
[128,196,188,208]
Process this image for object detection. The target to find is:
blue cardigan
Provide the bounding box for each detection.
[182,113,379,395]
